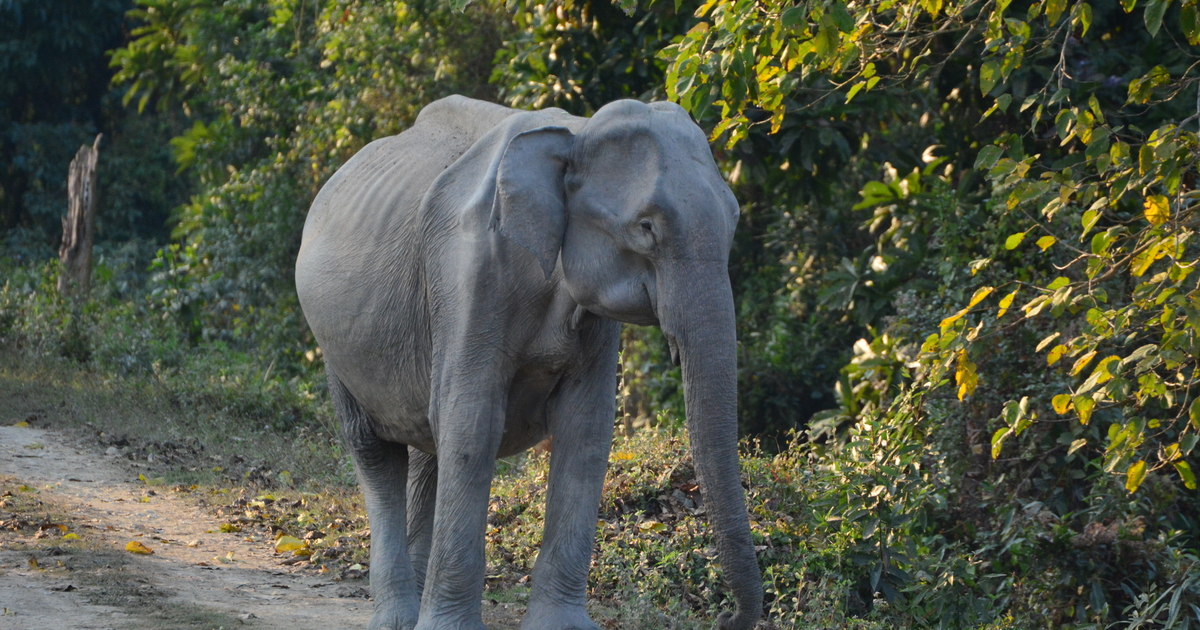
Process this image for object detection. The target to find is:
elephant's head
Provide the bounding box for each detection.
[491,100,763,630]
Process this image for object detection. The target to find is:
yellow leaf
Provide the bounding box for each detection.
[292,548,313,557]
[1036,235,1057,251]
[126,541,155,555]
[939,309,968,332]
[1073,395,1095,425]
[27,557,39,569]
[997,289,1018,318]
[1144,195,1169,225]
[956,350,978,401]
[138,496,150,503]
[967,286,995,308]
[1051,394,1072,414]
[1047,344,1068,366]
[1093,355,1121,384]
[13,421,28,428]
[1070,351,1097,376]
[62,533,80,541]
[275,535,307,553]
[1125,460,1147,493]
[611,451,636,461]
[219,523,241,533]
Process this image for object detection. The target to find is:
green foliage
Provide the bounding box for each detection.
[0,0,185,258]
[107,0,508,355]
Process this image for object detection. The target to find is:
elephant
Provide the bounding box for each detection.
[294,95,762,630]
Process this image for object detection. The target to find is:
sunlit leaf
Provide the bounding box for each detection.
[126,540,155,555]
[1175,461,1197,489]
[275,535,307,553]
[1070,351,1097,376]
[1144,195,1169,225]
[991,426,1011,458]
[997,289,1018,318]
[1074,395,1095,425]
[1052,394,1072,414]
[956,350,978,400]
[1005,232,1026,249]
[1036,235,1056,251]
[1047,344,1068,366]
[1125,460,1147,493]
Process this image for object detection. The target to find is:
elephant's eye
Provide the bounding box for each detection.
[639,220,653,232]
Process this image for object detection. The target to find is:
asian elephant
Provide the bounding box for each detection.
[294,95,762,630]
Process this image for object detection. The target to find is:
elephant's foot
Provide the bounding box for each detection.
[411,614,488,630]
[367,601,420,630]
[519,603,599,630]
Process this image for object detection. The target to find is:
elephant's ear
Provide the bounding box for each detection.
[491,126,574,279]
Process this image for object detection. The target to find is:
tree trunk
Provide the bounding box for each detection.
[58,134,102,299]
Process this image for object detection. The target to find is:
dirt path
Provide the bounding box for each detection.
[0,426,523,630]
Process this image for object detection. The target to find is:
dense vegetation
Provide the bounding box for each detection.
[2,0,1199,627]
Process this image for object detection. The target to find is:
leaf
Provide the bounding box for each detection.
[1052,394,1073,414]
[956,351,979,400]
[975,145,1003,170]
[781,5,807,26]
[1125,460,1147,493]
[1073,395,1095,424]
[1046,0,1067,24]
[1069,438,1088,455]
[980,59,1000,95]
[1074,2,1093,36]
[126,541,155,555]
[967,286,995,308]
[1144,0,1167,36]
[829,2,855,32]
[218,523,241,533]
[13,421,28,428]
[1047,344,1068,366]
[1071,351,1097,376]
[138,473,166,486]
[275,535,307,553]
[1191,397,1200,430]
[62,533,80,541]
[1081,209,1101,237]
[1036,235,1057,251]
[1175,461,1197,489]
[1005,232,1026,249]
[1144,195,1169,225]
[997,289,1018,318]
[1183,3,1200,44]
[991,426,1011,458]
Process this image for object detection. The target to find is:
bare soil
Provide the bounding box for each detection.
[0,425,524,630]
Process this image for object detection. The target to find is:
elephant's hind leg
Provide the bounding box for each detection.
[329,369,421,630]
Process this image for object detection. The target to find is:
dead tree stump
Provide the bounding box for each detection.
[58,134,102,298]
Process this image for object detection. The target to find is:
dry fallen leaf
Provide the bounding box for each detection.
[13,421,28,428]
[125,541,154,555]
[62,533,80,541]
[218,523,241,533]
[27,556,39,569]
[187,539,200,548]
[274,535,307,553]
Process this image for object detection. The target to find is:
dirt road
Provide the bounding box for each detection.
[0,425,522,630]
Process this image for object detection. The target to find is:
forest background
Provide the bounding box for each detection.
[2,0,1200,626]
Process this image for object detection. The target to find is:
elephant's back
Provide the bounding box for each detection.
[296,96,516,438]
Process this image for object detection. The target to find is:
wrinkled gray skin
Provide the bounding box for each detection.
[295,96,762,630]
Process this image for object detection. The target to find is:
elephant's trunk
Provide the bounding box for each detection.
[659,265,762,630]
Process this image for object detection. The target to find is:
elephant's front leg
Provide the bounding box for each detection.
[416,370,507,630]
[330,371,421,630]
[522,320,620,630]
